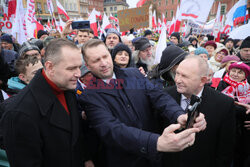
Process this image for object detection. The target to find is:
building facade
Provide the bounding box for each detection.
[104,0,129,17]
[79,0,89,19]
[88,0,104,13]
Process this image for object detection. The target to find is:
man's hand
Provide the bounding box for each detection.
[62,19,74,36]
[177,113,206,131]
[235,101,250,114]
[157,124,199,152]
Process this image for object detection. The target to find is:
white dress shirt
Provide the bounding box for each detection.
[180,87,204,110]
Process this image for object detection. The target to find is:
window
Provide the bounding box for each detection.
[114,7,117,11]
[158,0,161,6]
[70,3,72,10]
[74,3,77,11]
[178,0,180,3]
[110,7,113,11]
[171,10,173,17]
[172,0,174,4]
[36,2,42,14]
[165,10,168,18]
[104,7,106,11]
[65,2,68,10]
[44,3,49,13]
[221,4,227,15]
[166,0,168,5]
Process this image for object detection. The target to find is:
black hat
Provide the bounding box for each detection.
[133,37,151,51]
[144,30,152,37]
[240,36,250,49]
[112,43,132,67]
[37,30,48,39]
[224,38,234,45]
[29,38,44,50]
[207,34,214,41]
[0,34,13,44]
[170,32,180,42]
[158,45,188,76]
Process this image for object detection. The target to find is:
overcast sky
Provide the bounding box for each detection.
[127,0,140,8]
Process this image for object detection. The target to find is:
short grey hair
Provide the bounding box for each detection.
[184,55,209,77]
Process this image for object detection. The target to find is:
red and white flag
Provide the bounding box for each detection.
[47,18,51,30]
[162,13,166,25]
[56,0,70,20]
[8,0,16,17]
[175,5,181,32]
[110,14,118,23]
[88,9,98,36]
[180,0,214,23]
[152,10,157,29]
[169,16,176,35]
[25,0,37,38]
[101,13,112,31]
[11,0,26,44]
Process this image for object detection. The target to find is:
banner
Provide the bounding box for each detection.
[188,19,215,35]
[118,6,149,32]
[0,6,14,34]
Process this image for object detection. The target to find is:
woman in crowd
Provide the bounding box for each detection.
[208,46,229,72]
[204,40,217,58]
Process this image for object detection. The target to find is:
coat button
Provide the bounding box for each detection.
[127,104,130,108]
[140,147,146,153]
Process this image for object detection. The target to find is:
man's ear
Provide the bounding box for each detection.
[201,76,208,85]
[44,61,54,75]
[18,73,26,83]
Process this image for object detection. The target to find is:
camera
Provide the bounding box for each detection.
[71,21,90,29]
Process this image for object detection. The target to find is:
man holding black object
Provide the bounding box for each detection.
[163,55,236,167]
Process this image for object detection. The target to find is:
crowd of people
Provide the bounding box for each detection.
[0,19,249,167]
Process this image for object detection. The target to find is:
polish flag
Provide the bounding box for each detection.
[162,13,166,25]
[214,3,222,42]
[58,15,66,32]
[175,5,181,32]
[88,9,98,36]
[47,18,51,30]
[8,0,16,17]
[152,10,157,29]
[222,25,232,34]
[35,21,44,38]
[110,14,118,23]
[56,0,70,20]
[169,16,176,35]
[157,18,162,33]
[101,13,112,30]
[136,0,146,7]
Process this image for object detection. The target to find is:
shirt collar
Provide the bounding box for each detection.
[102,72,116,84]
[181,87,204,101]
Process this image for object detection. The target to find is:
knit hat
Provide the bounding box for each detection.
[19,42,40,56]
[144,30,152,37]
[43,36,55,48]
[189,37,198,43]
[215,47,229,56]
[229,62,250,77]
[170,32,180,42]
[0,34,13,44]
[204,40,217,49]
[207,34,215,41]
[240,36,250,49]
[221,55,240,64]
[224,38,234,45]
[104,28,122,43]
[133,37,151,51]
[80,59,90,77]
[194,47,209,56]
[111,43,132,67]
[29,38,44,50]
[37,30,49,39]
[158,45,188,76]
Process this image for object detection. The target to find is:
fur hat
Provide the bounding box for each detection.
[19,42,40,56]
[0,34,13,44]
[37,30,48,39]
[229,62,250,77]
[240,36,250,49]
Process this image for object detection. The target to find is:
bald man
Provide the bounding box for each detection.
[162,56,236,167]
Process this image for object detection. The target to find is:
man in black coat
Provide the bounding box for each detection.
[78,39,207,167]
[0,39,88,167]
[162,55,236,167]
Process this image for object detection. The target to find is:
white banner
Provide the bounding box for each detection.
[188,19,215,35]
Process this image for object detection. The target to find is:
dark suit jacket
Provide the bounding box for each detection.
[162,86,236,167]
[0,70,85,167]
[78,67,185,167]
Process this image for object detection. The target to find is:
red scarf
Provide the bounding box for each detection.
[221,73,250,104]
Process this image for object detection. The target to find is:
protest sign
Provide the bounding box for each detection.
[118,6,149,32]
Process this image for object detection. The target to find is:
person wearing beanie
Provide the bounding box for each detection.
[111,43,133,68]
[208,47,229,72]
[144,30,152,40]
[1,34,13,50]
[147,45,188,88]
[170,32,180,45]
[204,40,217,58]
[132,37,154,73]
[224,38,236,55]
[189,37,199,48]
[19,42,41,59]
[37,30,49,40]
[211,55,240,89]
[237,36,250,66]
[195,47,209,61]
[104,28,122,52]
